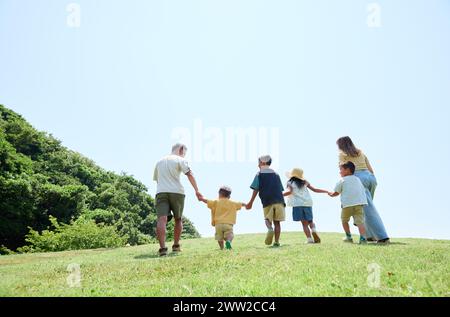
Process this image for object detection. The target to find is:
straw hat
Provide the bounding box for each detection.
[286,168,305,180]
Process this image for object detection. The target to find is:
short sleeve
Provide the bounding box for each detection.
[334,180,343,194]
[207,200,216,210]
[179,158,191,175]
[153,165,158,182]
[250,174,259,190]
[277,175,284,192]
[338,151,347,165]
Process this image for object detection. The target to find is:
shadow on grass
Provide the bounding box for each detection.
[268,244,291,249]
[134,252,181,260]
[361,242,408,247]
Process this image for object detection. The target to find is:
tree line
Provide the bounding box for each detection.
[0,105,199,254]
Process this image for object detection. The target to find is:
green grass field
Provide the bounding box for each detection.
[1,232,449,297]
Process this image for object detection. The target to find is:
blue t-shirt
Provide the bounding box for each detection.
[250,168,285,207]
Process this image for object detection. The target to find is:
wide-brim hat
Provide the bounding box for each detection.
[286,168,305,180]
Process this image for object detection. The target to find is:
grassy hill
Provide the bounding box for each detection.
[0,232,449,297]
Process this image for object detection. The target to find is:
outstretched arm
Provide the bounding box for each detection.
[186,171,203,201]
[328,191,340,197]
[365,156,375,175]
[283,185,293,197]
[246,190,258,209]
[307,183,331,194]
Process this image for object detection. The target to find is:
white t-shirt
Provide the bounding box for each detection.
[286,180,313,207]
[153,155,191,195]
[334,175,368,208]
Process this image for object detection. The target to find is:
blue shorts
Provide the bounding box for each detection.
[292,206,313,222]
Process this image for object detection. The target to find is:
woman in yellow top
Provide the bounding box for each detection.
[337,136,390,244]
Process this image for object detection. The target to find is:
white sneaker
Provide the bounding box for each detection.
[305,238,315,244]
[343,236,354,243]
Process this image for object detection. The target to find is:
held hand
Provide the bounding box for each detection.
[327,192,334,197]
[196,191,204,201]
[245,203,253,210]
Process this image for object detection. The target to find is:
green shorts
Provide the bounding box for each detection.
[155,193,185,220]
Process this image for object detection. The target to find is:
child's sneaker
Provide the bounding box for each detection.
[225,240,232,250]
[359,237,367,245]
[342,236,354,243]
[305,238,315,244]
[265,229,274,245]
[273,242,280,248]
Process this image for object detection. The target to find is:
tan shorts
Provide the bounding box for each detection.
[263,203,285,222]
[341,205,365,226]
[215,224,234,241]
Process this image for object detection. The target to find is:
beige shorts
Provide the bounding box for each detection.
[215,224,234,241]
[263,203,286,222]
[341,205,365,226]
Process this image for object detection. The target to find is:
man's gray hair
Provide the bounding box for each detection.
[172,143,187,154]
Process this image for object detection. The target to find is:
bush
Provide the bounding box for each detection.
[17,216,127,253]
[0,245,15,255]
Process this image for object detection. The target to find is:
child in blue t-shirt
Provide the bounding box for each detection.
[246,155,285,247]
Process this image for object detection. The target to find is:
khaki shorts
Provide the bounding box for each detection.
[341,205,365,226]
[156,193,185,219]
[215,224,234,241]
[263,203,285,222]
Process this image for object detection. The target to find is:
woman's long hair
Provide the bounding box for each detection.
[289,177,306,189]
[337,136,361,157]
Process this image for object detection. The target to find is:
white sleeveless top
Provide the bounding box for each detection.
[286,180,313,207]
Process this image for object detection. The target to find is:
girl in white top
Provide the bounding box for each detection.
[283,168,331,244]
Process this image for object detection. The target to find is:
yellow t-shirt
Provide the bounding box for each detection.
[207,198,243,226]
[339,150,371,171]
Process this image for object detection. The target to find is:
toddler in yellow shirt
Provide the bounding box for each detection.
[200,186,247,250]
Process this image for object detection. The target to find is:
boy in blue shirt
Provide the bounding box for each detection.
[246,155,286,247]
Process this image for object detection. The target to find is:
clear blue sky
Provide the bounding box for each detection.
[1,0,449,239]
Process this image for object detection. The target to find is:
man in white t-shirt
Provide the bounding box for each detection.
[153,143,203,256]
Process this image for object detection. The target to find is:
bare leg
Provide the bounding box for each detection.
[174,217,183,246]
[218,240,224,250]
[265,219,273,230]
[274,221,281,243]
[264,219,275,245]
[342,222,351,235]
[301,221,312,238]
[157,216,168,249]
[226,232,234,242]
[357,224,366,238]
[309,221,321,243]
